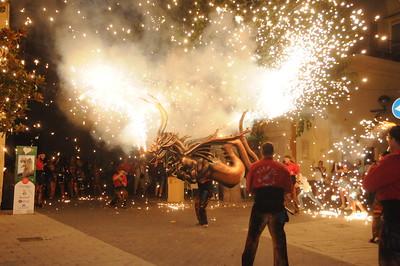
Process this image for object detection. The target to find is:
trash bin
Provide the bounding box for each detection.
[167,176,184,203]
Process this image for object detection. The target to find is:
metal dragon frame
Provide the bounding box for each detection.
[148,102,259,187]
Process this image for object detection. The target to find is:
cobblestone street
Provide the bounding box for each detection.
[0,199,377,265]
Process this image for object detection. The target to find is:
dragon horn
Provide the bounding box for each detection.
[156,102,168,135]
[142,96,168,135]
[239,111,259,162]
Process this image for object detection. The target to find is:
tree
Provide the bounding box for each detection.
[0,27,44,208]
[0,28,44,134]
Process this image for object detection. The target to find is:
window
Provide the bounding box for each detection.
[391,23,400,57]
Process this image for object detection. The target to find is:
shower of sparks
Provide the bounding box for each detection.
[16,0,366,148]
[297,119,395,221]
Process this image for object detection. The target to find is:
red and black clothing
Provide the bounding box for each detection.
[363,151,400,202]
[36,158,46,185]
[284,161,300,185]
[110,172,128,207]
[113,173,128,188]
[243,158,292,266]
[364,151,400,266]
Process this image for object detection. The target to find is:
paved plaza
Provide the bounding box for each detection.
[0,199,377,266]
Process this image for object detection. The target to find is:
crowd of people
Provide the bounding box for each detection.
[32,148,384,214]
[280,157,382,215]
[33,153,167,207]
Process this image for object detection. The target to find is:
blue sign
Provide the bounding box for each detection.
[393,98,400,119]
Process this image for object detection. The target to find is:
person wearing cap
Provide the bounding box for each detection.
[363,125,400,266]
[242,142,292,266]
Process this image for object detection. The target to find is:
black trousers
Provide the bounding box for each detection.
[242,206,289,266]
[195,181,213,225]
[379,220,400,266]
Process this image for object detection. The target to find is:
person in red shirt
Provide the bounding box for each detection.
[35,153,46,207]
[283,155,300,213]
[363,125,400,266]
[242,142,292,266]
[109,170,128,208]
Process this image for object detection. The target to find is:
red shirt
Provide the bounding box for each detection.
[246,158,292,193]
[363,151,400,201]
[284,161,300,176]
[36,159,44,171]
[113,173,128,187]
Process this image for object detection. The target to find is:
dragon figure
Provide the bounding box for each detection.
[148,102,259,187]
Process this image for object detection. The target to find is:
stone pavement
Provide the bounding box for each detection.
[0,199,378,266]
[0,211,153,266]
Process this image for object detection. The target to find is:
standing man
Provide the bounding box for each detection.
[195,177,213,228]
[364,125,400,266]
[35,153,46,207]
[242,142,292,266]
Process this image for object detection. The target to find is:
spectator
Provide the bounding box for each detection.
[75,159,87,197]
[336,163,350,210]
[283,155,300,213]
[35,153,46,207]
[110,170,128,208]
[297,174,322,210]
[91,164,103,197]
[57,163,68,199]
[311,160,327,198]
[348,166,366,213]
[118,158,135,194]
[368,151,389,244]
[363,125,400,266]
[47,159,58,200]
[242,142,292,266]
[69,158,78,197]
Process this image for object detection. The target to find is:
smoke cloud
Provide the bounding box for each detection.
[19,0,362,151]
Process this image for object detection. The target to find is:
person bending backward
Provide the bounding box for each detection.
[242,142,292,266]
[363,125,400,266]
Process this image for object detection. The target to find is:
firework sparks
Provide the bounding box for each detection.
[15,0,366,148]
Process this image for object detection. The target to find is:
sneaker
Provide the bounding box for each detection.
[202,224,209,228]
[369,238,378,244]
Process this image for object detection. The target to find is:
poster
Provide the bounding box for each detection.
[15,146,37,183]
[13,180,35,215]
[13,146,37,215]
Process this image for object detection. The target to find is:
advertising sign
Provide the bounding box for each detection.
[13,146,37,214]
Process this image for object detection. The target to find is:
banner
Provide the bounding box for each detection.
[13,146,37,214]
